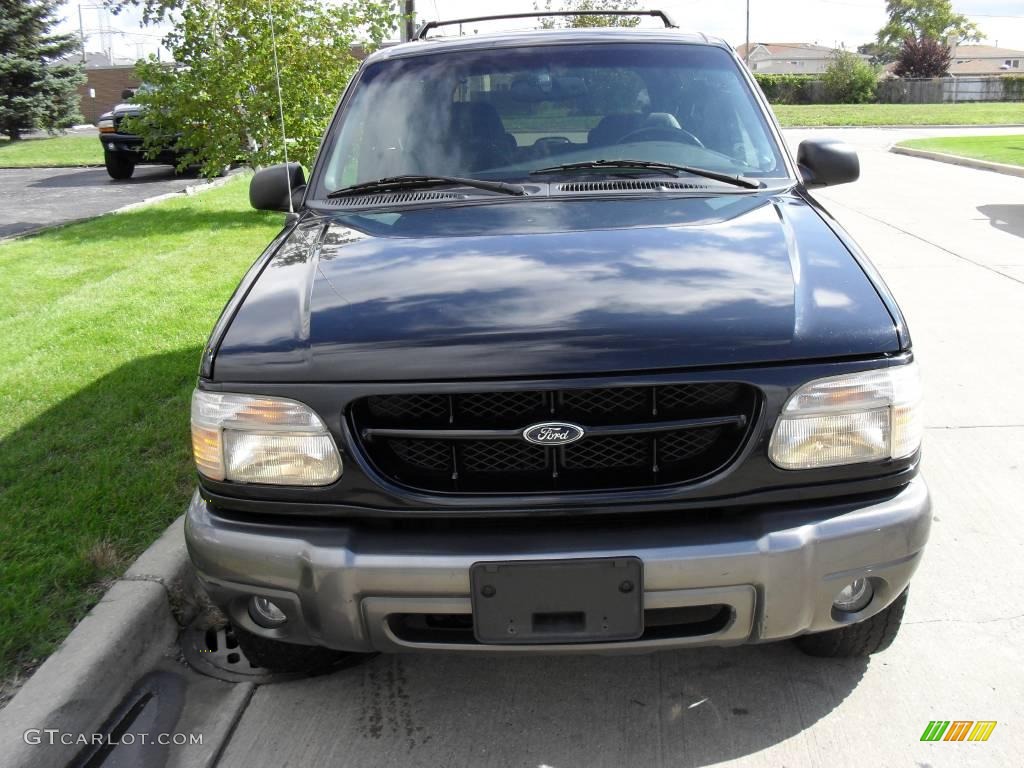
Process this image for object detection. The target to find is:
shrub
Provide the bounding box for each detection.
[822,50,879,104]
[1005,75,1024,101]
[753,74,818,104]
[894,36,952,78]
[131,0,398,176]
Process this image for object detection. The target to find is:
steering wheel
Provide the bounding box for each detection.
[617,126,705,148]
[533,136,571,147]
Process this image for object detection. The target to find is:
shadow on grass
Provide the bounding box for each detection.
[18,196,282,249]
[0,347,203,680]
[977,204,1024,240]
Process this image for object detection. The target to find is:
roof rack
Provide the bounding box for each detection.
[415,10,678,40]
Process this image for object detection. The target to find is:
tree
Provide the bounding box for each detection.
[894,35,952,77]
[875,0,980,61]
[104,0,178,26]
[822,50,879,104]
[0,0,85,140]
[856,42,889,65]
[533,0,641,29]
[128,0,397,176]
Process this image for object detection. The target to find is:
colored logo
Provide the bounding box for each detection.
[522,422,585,446]
[920,721,997,742]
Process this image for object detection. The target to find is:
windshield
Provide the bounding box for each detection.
[315,43,787,195]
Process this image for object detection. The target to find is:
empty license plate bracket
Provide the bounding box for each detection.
[470,557,643,644]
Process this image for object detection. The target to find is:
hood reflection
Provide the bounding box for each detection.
[215,195,899,382]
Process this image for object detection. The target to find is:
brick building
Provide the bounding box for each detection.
[77,65,141,124]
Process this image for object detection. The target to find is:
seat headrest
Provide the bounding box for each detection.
[587,113,646,146]
[450,102,507,140]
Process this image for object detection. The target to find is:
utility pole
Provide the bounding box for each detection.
[402,0,416,42]
[744,0,750,66]
[78,4,87,63]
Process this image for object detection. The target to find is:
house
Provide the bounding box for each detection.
[734,42,868,74]
[948,44,1024,75]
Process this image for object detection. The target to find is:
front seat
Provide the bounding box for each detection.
[446,102,516,172]
[678,83,742,158]
[587,113,647,147]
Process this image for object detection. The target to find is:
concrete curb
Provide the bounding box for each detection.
[0,516,201,768]
[890,145,1024,178]
[114,172,237,214]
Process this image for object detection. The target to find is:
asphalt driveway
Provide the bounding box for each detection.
[0,166,208,239]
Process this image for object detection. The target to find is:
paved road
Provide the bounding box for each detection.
[0,165,208,239]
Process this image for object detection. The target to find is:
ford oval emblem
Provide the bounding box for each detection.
[522,422,585,446]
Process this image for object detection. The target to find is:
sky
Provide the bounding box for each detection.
[57,1,1024,62]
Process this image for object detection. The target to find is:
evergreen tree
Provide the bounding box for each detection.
[0,0,85,140]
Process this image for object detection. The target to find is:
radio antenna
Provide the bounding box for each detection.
[267,0,293,213]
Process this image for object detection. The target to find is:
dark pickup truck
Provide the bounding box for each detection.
[185,14,928,672]
[97,88,183,179]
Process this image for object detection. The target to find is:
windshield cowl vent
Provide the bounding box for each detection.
[323,190,469,207]
[556,180,710,193]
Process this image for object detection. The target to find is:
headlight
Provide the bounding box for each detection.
[769,363,922,470]
[98,118,115,133]
[190,390,342,485]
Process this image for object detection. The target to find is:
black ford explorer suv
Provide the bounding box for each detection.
[185,13,929,672]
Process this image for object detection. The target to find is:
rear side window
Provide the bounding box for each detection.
[318,43,786,193]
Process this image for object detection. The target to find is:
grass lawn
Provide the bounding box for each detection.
[896,134,1024,167]
[0,133,103,167]
[773,102,1024,127]
[0,177,283,682]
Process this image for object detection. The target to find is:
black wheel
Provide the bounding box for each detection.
[794,589,908,658]
[233,624,375,675]
[104,151,135,180]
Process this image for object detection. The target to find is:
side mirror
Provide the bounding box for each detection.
[249,163,306,212]
[797,139,859,188]
[121,88,136,101]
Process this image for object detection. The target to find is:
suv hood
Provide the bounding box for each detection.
[111,103,142,119]
[214,193,899,382]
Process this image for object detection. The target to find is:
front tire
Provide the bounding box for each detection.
[793,589,908,658]
[104,151,135,180]
[233,624,374,675]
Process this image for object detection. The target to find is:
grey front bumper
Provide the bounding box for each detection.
[185,478,930,653]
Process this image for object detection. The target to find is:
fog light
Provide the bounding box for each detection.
[833,578,873,613]
[249,596,287,627]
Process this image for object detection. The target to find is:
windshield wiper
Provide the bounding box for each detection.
[529,159,760,189]
[326,174,526,199]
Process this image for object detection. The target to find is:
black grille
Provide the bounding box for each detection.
[563,434,648,469]
[462,440,547,472]
[352,383,758,493]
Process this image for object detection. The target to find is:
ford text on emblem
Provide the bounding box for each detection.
[522,422,586,446]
